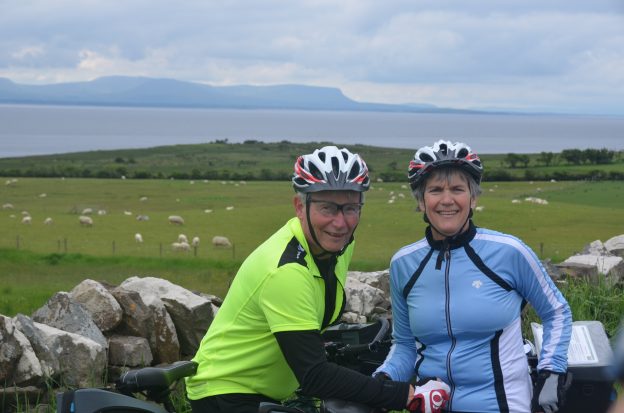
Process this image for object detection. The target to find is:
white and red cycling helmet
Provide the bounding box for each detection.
[408,140,483,190]
[293,146,370,193]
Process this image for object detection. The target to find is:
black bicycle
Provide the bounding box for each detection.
[258,318,392,413]
[56,360,198,413]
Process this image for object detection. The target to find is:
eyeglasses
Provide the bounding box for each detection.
[308,200,363,217]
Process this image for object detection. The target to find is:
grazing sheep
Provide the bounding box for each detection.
[171,241,191,252]
[21,216,32,224]
[225,206,234,211]
[39,193,47,198]
[475,206,485,212]
[97,209,107,215]
[168,215,185,225]
[135,233,143,243]
[81,208,93,215]
[124,211,133,216]
[139,196,148,202]
[191,236,200,247]
[136,214,150,221]
[204,209,213,214]
[79,215,93,226]
[212,236,232,248]
[178,234,188,243]
[2,203,14,209]
[43,217,53,225]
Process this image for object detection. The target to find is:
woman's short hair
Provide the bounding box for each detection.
[412,165,482,205]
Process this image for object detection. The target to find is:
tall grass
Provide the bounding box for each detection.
[522,278,624,338]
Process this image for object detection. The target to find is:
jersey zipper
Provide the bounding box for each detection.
[443,245,457,411]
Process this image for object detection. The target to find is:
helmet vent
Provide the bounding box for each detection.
[347,164,359,180]
[341,151,349,162]
[457,148,468,158]
[318,152,326,162]
[309,162,324,180]
[439,143,448,155]
[419,153,434,162]
[331,156,340,178]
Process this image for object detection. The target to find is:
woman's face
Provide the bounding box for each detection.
[418,172,476,240]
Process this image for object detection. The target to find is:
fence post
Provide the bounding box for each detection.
[194,245,198,257]
[64,238,67,253]
[57,239,61,252]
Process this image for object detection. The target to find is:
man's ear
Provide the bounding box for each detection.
[294,195,305,220]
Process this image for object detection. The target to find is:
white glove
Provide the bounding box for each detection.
[407,378,450,413]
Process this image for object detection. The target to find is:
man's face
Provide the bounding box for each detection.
[295,190,362,255]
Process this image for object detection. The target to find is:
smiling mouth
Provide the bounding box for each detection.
[437,210,458,216]
[325,231,347,238]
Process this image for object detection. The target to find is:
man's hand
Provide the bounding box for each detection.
[531,370,573,413]
[407,378,450,413]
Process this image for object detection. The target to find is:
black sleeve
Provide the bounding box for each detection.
[274,330,410,410]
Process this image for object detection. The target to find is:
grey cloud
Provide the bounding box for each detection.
[0,0,622,114]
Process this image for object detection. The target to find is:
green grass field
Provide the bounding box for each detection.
[1,177,624,321]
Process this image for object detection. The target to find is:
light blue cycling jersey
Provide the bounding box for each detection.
[376,223,572,413]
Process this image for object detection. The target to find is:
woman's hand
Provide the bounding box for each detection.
[407,378,450,413]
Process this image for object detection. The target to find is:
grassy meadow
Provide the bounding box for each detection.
[1,177,624,322]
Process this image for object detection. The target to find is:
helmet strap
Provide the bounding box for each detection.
[305,193,334,259]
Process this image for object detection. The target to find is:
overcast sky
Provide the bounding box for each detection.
[1,1,623,115]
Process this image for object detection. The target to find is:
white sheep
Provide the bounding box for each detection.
[97,209,107,215]
[191,236,200,247]
[178,234,188,243]
[43,217,53,225]
[139,196,148,202]
[81,208,93,215]
[212,236,232,247]
[135,233,143,243]
[168,215,185,225]
[124,211,133,216]
[225,206,234,211]
[79,215,93,226]
[171,241,191,251]
[2,203,14,210]
[136,214,150,221]
[475,206,485,212]
[21,215,32,224]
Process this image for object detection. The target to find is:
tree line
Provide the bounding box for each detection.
[1,148,622,182]
[503,148,620,168]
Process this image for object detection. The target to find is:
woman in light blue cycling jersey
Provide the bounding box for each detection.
[375,140,572,413]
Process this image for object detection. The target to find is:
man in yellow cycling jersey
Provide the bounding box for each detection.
[186,146,450,413]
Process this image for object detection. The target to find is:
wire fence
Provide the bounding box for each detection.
[7,235,237,260]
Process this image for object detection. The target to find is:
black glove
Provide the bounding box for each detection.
[531,370,573,413]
